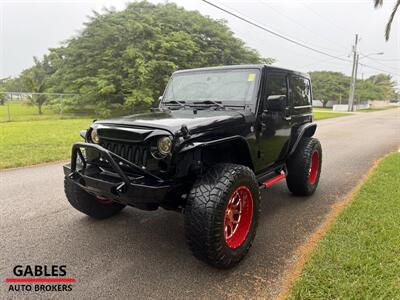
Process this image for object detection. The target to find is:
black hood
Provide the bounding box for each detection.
[94,109,251,135]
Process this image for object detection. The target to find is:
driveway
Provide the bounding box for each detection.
[1,108,399,299]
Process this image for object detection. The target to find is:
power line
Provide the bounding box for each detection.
[302,3,350,36]
[260,0,349,52]
[300,4,399,77]
[370,58,400,62]
[201,0,400,78]
[359,62,400,77]
[363,56,400,73]
[201,0,352,63]
[297,55,349,69]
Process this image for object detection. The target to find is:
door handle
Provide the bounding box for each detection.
[260,121,267,131]
[283,107,291,121]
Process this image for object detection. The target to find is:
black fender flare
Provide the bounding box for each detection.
[288,123,317,156]
[178,135,254,170]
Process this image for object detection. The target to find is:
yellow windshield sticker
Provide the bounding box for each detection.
[248,73,256,81]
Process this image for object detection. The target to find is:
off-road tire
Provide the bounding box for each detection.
[64,178,125,219]
[184,164,260,268]
[286,137,322,196]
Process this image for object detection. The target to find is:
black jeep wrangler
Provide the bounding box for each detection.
[64,65,322,268]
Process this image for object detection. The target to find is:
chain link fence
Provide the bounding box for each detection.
[0,92,86,122]
[0,92,139,122]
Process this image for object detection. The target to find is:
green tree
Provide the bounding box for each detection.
[357,73,396,100]
[47,1,273,116]
[0,78,8,105]
[0,87,7,105]
[0,76,25,94]
[309,71,349,106]
[310,71,397,105]
[20,56,52,114]
[374,0,400,40]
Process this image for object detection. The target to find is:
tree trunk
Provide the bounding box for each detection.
[36,95,46,115]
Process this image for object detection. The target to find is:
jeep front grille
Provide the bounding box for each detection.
[100,141,148,166]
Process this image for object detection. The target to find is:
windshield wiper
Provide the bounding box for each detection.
[163,100,186,108]
[193,100,225,109]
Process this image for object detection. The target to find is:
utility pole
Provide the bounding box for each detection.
[354,54,359,107]
[348,34,359,112]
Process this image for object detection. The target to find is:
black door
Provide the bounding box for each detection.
[255,71,292,172]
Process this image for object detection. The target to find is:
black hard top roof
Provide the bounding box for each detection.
[173,64,309,78]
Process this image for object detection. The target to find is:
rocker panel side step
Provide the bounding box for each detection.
[262,170,287,188]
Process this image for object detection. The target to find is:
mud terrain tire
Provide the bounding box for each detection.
[64,178,125,219]
[286,137,322,196]
[184,164,260,268]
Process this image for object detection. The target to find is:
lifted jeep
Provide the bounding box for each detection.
[64,64,322,268]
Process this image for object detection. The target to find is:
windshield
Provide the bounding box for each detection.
[162,68,260,104]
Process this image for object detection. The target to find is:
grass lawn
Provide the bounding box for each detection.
[0,101,90,122]
[0,119,92,169]
[358,106,398,112]
[312,107,333,111]
[287,152,400,299]
[313,111,350,120]
[0,107,351,169]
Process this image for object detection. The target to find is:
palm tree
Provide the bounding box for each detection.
[21,57,51,115]
[374,0,400,41]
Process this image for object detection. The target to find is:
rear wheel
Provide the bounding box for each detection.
[64,178,125,219]
[184,164,260,268]
[286,137,322,196]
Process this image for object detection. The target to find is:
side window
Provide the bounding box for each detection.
[266,73,288,99]
[292,76,311,107]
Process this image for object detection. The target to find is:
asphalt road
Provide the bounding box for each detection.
[1,109,399,300]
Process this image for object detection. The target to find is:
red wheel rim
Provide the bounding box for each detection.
[96,196,113,204]
[224,186,253,249]
[309,150,320,185]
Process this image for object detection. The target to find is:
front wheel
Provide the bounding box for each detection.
[286,137,322,196]
[64,178,126,219]
[184,164,260,268]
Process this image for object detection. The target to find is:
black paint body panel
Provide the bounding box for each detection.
[64,64,315,209]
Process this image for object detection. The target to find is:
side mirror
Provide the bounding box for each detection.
[158,96,163,102]
[265,95,286,111]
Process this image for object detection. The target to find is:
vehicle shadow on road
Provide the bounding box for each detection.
[59,182,326,299]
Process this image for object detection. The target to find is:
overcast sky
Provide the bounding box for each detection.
[1,0,399,84]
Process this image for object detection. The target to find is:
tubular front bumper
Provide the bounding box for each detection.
[63,142,170,206]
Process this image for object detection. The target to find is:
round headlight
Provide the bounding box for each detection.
[91,129,100,144]
[157,136,172,155]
